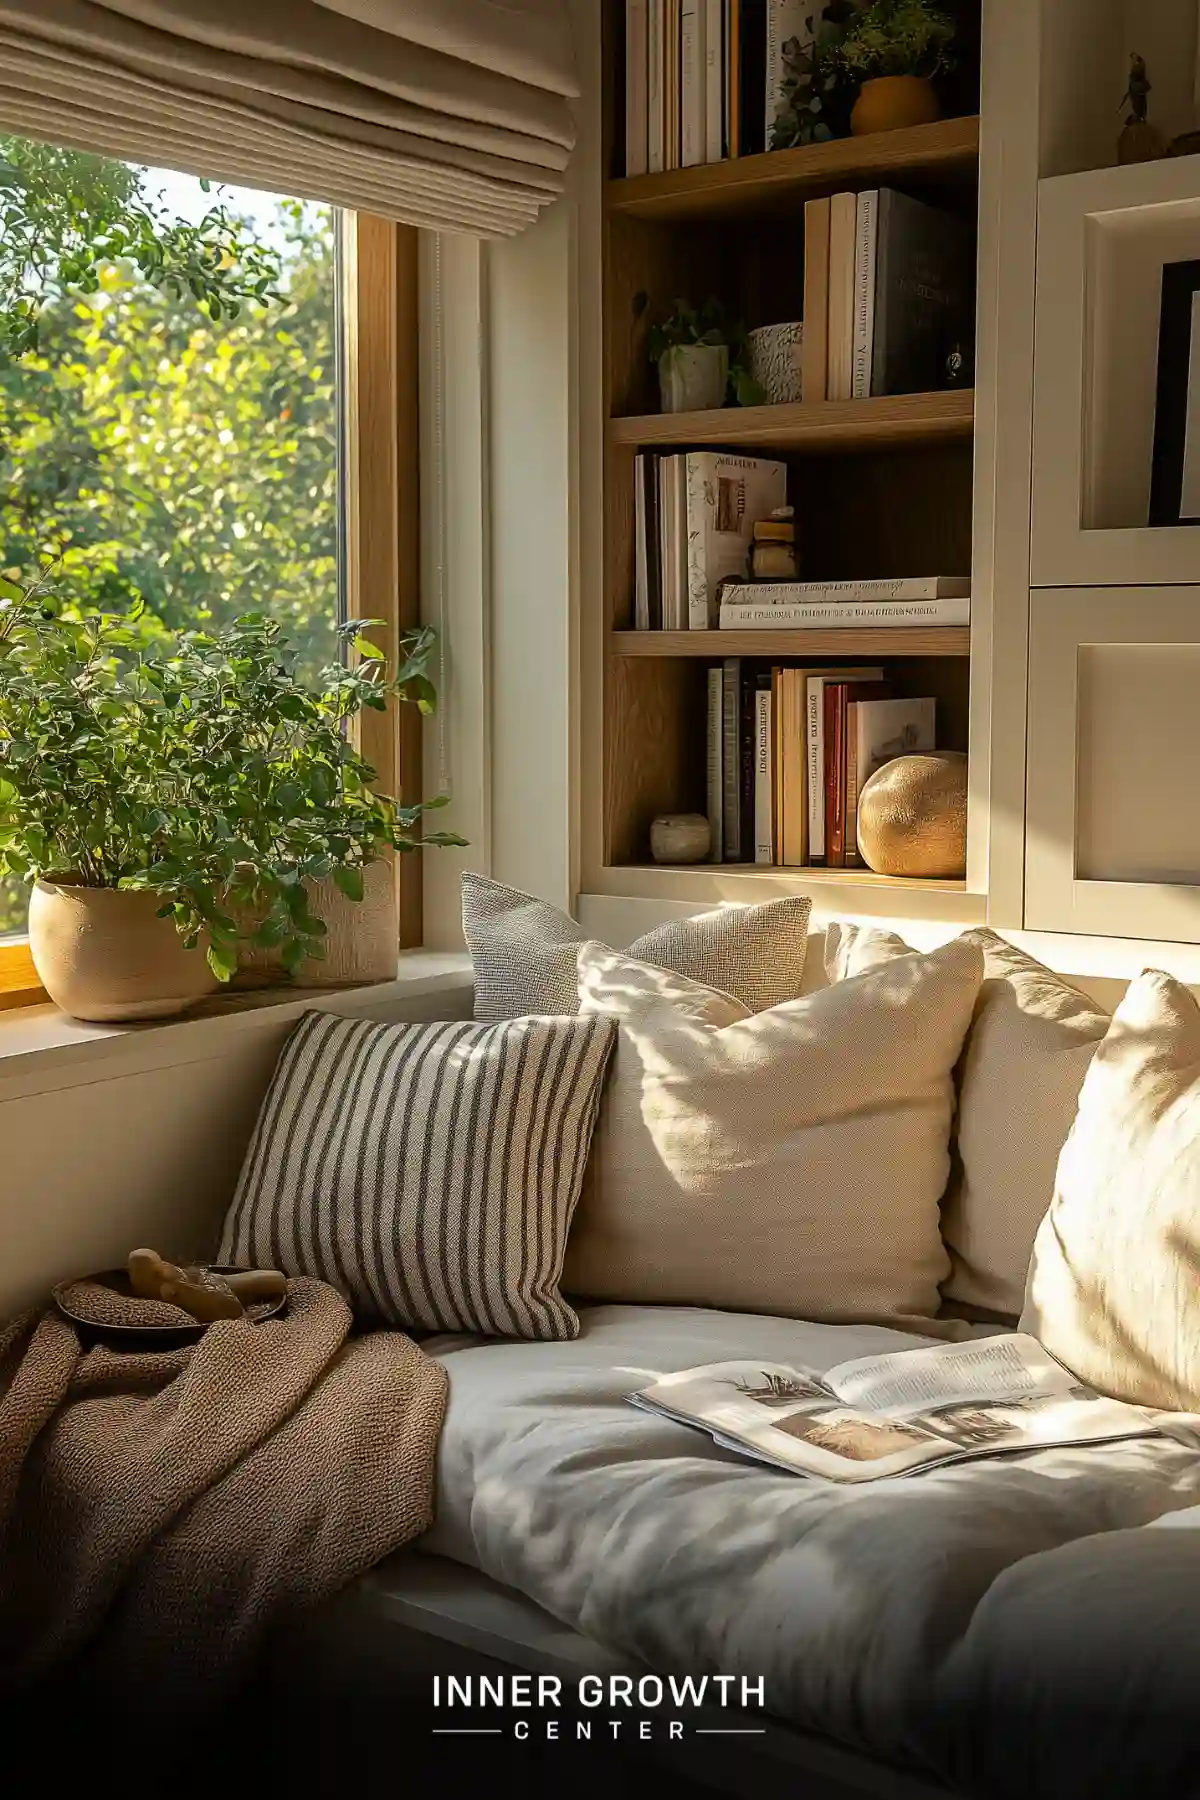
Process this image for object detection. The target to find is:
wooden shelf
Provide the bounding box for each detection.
[607,116,980,223]
[611,627,970,659]
[609,389,974,453]
[613,863,969,892]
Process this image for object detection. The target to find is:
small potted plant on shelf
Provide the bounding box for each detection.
[770,2,861,149]
[0,569,462,1022]
[643,297,764,413]
[832,0,956,136]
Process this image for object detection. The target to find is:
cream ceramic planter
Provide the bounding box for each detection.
[27,881,219,1022]
[234,859,399,989]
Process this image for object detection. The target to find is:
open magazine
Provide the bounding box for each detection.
[630,1335,1164,1484]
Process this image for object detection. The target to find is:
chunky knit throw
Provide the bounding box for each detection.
[0,1277,446,1718]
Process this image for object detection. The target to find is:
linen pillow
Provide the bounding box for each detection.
[218,1008,616,1340]
[825,922,1110,1316]
[564,935,984,1327]
[462,872,811,1020]
[1021,970,1200,1409]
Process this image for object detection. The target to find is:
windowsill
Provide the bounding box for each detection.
[0,950,473,1094]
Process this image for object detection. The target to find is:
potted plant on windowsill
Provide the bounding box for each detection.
[643,297,764,414]
[832,0,956,136]
[0,571,462,1023]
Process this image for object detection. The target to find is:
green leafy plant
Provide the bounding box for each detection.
[640,295,764,406]
[770,3,862,149]
[0,569,464,981]
[0,138,283,362]
[832,0,956,80]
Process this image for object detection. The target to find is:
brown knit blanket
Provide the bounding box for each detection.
[0,1277,446,1720]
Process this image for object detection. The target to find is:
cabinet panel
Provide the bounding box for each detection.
[1027,587,1200,939]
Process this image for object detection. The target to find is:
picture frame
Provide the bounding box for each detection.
[1149,257,1200,526]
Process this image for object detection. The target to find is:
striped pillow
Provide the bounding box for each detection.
[218,1009,616,1339]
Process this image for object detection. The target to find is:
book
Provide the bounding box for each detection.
[648,0,665,172]
[754,675,773,864]
[771,665,785,863]
[684,453,788,629]
[718,596,971,629]
[726,0,739,156]
[871,189,972,396]
[826,679,889,866]
[852,188,878,399]
[634,453,650,630]
[777,666,807,866]
[704,0,725,161]
[665,0,681,171]
[722,577,971,603]
[806,672,826,863]
[845,695,936,867]
[630,1335,1166,1486]
[658,456,687,630]
[721,657,742,859]
[626,1,650,176]
[827,190,858,401]
[739,659,757,860]
[681,0,704,167]
[737,0,767,157]
[801,196,831,404]
[706,665,724,862]
[765,0,811,150]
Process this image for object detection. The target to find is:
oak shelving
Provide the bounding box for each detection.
[609,389,974,453]
[611,628,971,659]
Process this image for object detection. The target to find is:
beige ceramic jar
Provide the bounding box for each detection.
[27,880,218,1022]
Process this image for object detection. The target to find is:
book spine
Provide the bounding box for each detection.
[672,455,688,628]
[737,0,767,158]
[852,189,877,400]
[825,683,844,868]
[721,657,741,859]
[666,0,681,171]
[645,452,662,629]
[681,0,703,167]
[739,660,756,860]
[684,454,710,629]
[648,0,665,172]
[705,0,724,160]
[870,188,892,397]
[801,196,830,405]
[626,0,650,177]
[706,665,724,861]
[719,597,971,628]
[634,454,649,630]
[844,698,861,868]
[827,191,857,401]
[806,675,826,865]
[754,679,773,864]
[771,666,783,864]
[721,576,967,602]
[727,0,741,157]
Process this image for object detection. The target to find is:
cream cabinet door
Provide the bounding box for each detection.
[1027,587,1200,940]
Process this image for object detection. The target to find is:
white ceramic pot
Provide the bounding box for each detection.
[650,813,712,865]
[28,880,219,1022]
[747,322,804,405]
[658,343,728,414]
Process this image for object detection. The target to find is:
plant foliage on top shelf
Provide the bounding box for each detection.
[770,2,862,149]
[832,0,957,80]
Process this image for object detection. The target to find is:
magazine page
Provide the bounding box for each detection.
[825,1334,1082,1413]
[632,1361,960,1483]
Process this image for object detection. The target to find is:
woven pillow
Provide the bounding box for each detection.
[1022,970,1200,1409]
[218,1009,615,1340]
[825,922,1110,1316]
[564,935,983,1327]
[462,872,811,1020]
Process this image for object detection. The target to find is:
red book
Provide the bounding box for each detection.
[825,680,890,869]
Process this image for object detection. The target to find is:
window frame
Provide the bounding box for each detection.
[0,208,421,1009]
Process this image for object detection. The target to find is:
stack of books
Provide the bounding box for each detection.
[718,577,971,631]
[708,661,939,869]
[624,0,812,175]
[635,450,787,630]
[802,187,971,402]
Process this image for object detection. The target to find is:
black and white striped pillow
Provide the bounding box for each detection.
[218,1009,616,1339]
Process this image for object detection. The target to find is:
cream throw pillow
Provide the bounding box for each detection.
[825,923,1110,1317]
[1022,970,1200,1409]
[462,873,811,1020]
[564,935,984,1327]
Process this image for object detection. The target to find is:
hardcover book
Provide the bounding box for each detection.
[802,196,831,404]
[827,190,858,402]
[626,0,650,176]
[870,189,972,397]
[685,452,787,628]
[845,695,935,868]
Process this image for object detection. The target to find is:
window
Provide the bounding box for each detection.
[0,139,420,999]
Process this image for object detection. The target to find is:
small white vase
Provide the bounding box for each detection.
[747,322,804,405]
[650,813,712,865]
[658,344,728,414]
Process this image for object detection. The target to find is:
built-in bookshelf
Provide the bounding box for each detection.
[592,0,983,900]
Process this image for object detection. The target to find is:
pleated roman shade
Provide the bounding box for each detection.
[0,0,577,236]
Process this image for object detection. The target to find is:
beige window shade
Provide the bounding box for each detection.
[0,0,577,236]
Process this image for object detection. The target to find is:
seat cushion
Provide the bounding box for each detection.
[420,1304,1200,1780]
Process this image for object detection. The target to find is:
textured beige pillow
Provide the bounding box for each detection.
[825,923,1110,1316]
[564,935,984,1327]
[1022,970,1200,1409]
[462,873,811,1020]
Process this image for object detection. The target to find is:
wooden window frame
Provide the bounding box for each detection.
[0,210,422,1011]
